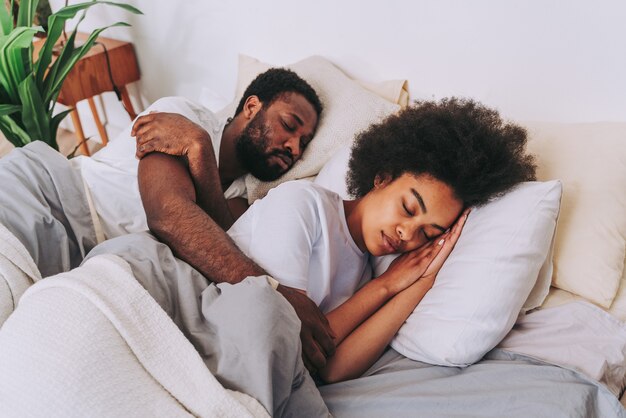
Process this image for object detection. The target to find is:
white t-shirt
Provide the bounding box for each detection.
[228,181,371,313]
[71,97,246,239]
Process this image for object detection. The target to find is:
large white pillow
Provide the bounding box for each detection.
[225,54,401,203]
[387,181,562,366]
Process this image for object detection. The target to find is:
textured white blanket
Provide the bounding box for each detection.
[0,254,268,417]
[0,222,41,326]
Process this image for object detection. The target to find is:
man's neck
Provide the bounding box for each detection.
[218,117,247,186]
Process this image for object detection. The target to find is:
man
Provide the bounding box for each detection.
[130,69,336,374]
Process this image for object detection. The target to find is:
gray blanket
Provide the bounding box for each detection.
[320,348,625,418]
[0,142,96,277]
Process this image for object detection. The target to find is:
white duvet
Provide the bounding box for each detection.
[0,252,268,417]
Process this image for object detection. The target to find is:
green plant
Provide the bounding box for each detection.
[0,0,141,150]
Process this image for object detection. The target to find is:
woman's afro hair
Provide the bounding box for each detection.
[346,97,536,206]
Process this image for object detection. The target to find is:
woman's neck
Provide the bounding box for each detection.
[343,199,367,253]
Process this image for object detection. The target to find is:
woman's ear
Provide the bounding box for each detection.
[373,173,392,189]
[242,95,262,120]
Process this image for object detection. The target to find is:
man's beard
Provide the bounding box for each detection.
[235,110,294,181]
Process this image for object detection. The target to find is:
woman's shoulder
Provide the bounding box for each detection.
[269,180,341,202]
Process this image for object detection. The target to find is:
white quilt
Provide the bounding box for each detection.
[0,222,41,326]
[0,253,268,418]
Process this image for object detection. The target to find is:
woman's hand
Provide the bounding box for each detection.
[421,208,470,280]
[132,112,211,160]
[378,237,446,295]
[377,208,470,295]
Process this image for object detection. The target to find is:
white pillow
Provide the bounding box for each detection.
[227,54,401,203]
[313,145,351,199]
[384,181,562,366]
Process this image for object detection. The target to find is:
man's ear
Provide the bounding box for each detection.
[373,173,392,189]
[242,95,263,120]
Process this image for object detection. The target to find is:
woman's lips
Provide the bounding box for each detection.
[381,232,399,253]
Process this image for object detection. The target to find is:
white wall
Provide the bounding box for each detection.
[51,0,626,138]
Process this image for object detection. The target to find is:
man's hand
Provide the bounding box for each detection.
[276,284,336,374]
[132,112,211,160]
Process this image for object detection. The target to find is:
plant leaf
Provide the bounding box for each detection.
[44,22,130,104]
[0,27,40,103]
[52,1,142,20]
[18,74,50,143]
[0,3,12,36]
[0,114,31,147]
[42,29,77,99]
[16,0,38,28]
[48,107,72,149]
[0,103,20,116]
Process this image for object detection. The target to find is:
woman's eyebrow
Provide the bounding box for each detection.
[411,188,427,214]
[411,188,446,232]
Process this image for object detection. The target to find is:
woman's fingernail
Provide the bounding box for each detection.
[438,239,445,246]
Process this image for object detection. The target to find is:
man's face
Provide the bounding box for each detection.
[235,92,318,181]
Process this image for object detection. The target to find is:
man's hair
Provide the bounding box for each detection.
[234,68,323,116]
[346,98,537,206]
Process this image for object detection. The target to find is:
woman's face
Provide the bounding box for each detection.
[355,173,463,256]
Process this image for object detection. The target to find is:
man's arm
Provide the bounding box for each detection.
[138,152,262,282]
[133,112,235,229]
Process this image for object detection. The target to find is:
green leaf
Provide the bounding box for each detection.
[18,74,50,143]
[0,103,20,116]
[48,108,72,149]
[52,1,142,20]
[0,27,40,102]
[0,3,12,36]
[16,0,38,28]
[44,22,130,104]
[0,114,31,147]
[35,1,141,88]
[41,29,77,100]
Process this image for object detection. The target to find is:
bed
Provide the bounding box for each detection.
[0,54,625,417]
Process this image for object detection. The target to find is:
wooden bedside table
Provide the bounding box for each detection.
[34,33,140,156]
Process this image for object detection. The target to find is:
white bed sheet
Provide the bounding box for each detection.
[499,301,626,398]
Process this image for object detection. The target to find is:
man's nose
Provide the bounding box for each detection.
[284,135,301,159]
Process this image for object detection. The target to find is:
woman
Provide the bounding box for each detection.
[227,98,537,383]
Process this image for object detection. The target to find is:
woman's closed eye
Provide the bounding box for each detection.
[402,202,414,216]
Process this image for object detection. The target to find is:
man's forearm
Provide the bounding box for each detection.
[151,198,264,283]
